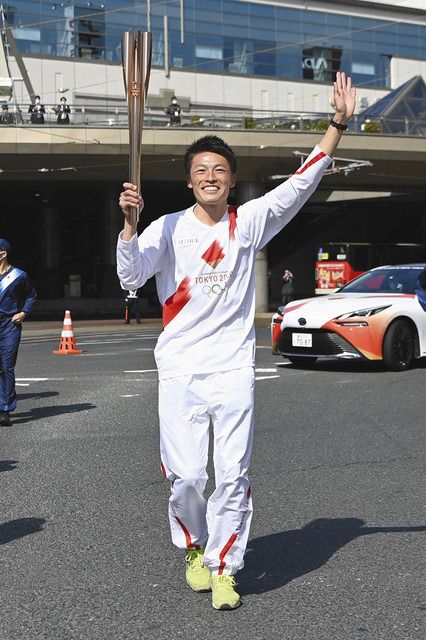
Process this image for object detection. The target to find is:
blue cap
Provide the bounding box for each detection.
[0,239,12,255]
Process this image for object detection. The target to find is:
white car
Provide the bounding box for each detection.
[271,264,426,371]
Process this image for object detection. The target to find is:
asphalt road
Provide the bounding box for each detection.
[1,327,425,640]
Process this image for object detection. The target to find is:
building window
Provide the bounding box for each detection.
[74,5,105,60]
[224,38,253,75]
[195,45,223,60]
[302,47,342,83]
[351,62,375,75]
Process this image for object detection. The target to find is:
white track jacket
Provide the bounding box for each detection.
[117,146,332,379]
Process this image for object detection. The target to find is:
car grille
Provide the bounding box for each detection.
[276,328,361,357]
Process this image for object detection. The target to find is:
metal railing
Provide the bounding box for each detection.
[0,103,425,137]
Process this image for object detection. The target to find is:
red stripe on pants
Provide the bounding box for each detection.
[175,515,200,549]
[218,533,238,575]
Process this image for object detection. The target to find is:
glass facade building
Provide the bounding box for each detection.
[4,0,426,89]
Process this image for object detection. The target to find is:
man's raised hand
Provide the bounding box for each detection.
[330,71,357,124]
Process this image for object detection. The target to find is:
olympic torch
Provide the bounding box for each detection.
[121,30,152,224]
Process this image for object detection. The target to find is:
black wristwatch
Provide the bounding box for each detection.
[329,118,348,131]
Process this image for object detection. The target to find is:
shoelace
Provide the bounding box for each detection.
[185,549,206,572]
[214,575,237,590]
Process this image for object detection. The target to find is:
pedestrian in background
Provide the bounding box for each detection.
[165,96,182,126]
[0,104,14,125]
[281,268,294,306]
[124,289,142,324]
[53,96,71,125]
[0,239,37,427]
[28,95,45,124]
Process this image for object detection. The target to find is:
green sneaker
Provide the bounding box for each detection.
[185,548,211,592]
[211,575,241,610]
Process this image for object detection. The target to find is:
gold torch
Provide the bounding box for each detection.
[121,31,152,224]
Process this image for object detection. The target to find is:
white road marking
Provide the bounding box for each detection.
[255,375,280,381]
[80,352,133,357]
[82,332,157,339]
[255,368,277,373]
[78,347,155,356]
[77,337,157,345]
[120,394,142,398]
[15,378,64,385]
[124,369,157,373]
[16,376,64,386]
[255,345,270,349]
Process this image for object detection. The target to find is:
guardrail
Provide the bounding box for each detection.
[0,104,424,136]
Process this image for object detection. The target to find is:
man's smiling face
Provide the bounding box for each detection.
[187,152,236,208]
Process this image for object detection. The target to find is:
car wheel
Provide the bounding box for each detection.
[287,356,318,367]
[382,319,414,371]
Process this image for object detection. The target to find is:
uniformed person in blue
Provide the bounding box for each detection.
[0,239,37,426]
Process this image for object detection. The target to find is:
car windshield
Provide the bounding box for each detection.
[339,267,425,294]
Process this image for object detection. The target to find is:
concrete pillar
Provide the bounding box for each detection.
[236,182,269,312]
[255,249,268,313]
[101,192,124,298]
[40,205,62,297]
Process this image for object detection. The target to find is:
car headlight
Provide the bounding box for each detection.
[334,305,391,326]
[337,305,391,320]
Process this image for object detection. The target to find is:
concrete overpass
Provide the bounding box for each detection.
[1,126,426,193]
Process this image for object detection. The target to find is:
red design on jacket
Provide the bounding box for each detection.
[163,276,191,326]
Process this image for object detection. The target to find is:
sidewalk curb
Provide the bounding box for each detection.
[21,315,272,341]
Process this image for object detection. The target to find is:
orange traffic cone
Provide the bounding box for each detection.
[53,310,83,355]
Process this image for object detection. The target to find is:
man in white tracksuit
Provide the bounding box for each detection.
[117,72,356,610]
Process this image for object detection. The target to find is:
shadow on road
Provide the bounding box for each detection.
[0,460,18,472]
[240,517,426,595]
[17,391,59,401]
[0,518,46,545]
[314,360,425,373]
[276,361,383,373]
[12,403,96,425]
[276,359,426,373]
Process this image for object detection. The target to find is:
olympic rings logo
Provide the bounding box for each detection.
[202,283,226,298]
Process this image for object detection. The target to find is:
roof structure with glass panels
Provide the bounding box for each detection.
[359,74,426,134]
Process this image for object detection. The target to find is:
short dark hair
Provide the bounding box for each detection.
[184,135,237,175]
[35,95,40,100]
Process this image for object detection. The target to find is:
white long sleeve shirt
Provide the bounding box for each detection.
[117,146,332,379]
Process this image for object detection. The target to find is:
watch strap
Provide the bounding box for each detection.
[329,118,348,131]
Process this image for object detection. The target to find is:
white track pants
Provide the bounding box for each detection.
[159,367,254,575]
